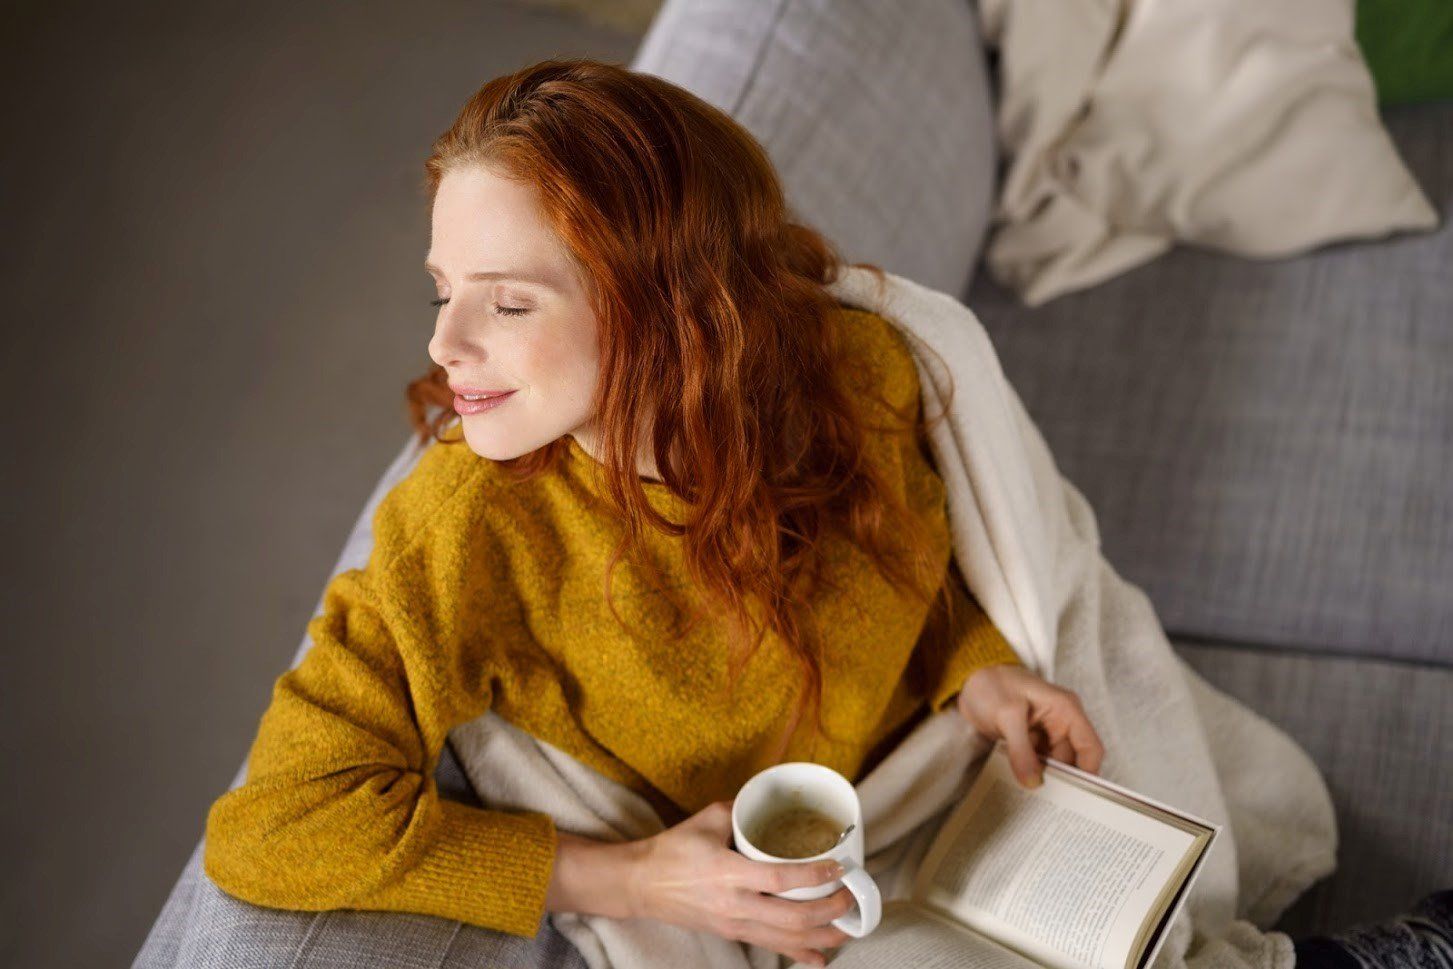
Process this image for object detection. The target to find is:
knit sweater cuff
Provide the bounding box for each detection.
[929,623,1023,714]
[359,799,560,938]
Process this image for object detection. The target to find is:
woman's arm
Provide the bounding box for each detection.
[919,557,1109,790]
[922,557,1023,714]
[203,452,567,939]
[202,563,560,938]
[546,830,649,921]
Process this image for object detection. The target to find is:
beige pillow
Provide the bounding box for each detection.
[978,0,1441,307]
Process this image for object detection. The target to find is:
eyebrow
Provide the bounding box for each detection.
[423,262,560,289]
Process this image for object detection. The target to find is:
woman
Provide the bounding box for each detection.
[204,56,1099,967]
[202,58,1445,969]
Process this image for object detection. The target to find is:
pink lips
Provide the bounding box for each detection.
[453,389,517,415]
[449,385,514,396]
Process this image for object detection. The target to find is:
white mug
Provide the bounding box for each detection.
[730,762,882,938]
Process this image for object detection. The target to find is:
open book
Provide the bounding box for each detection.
[799,740,1220,969]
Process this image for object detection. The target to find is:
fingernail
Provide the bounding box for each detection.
[831,861,846,877]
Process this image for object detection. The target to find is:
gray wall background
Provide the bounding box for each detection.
[0,3,640,965]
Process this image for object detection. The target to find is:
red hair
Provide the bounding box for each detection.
[407,58,959,767]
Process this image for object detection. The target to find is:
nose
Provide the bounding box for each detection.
[427,302,486,370]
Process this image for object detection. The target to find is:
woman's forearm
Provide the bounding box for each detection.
[545,829,647,921]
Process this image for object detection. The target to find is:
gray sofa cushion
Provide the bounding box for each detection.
[631,0,999,299]
[1172,638,1453,934]
[969,101,1453,666]
[132,841,588,969]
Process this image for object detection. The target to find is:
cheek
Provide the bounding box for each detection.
[516,331,599,403]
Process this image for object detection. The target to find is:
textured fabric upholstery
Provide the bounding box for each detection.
[968,102,1452,665]
[133,840,588,969]
[1173,638,1453,934]
[632,0,1000,300]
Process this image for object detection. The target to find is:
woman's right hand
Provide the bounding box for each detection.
[626,799,857,967]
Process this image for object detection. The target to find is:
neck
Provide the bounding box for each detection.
[567,430,666,484]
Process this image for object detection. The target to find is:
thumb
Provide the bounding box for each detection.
[998,706,1043,788]
[707,798,738,839]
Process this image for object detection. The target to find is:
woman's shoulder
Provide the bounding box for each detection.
[831,303,921,417]
[831,303,943,508]
[367,421,511,570]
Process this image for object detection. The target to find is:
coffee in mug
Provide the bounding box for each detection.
[747,802,847,859]
[731,762,882,938]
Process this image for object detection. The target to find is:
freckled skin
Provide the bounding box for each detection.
[426,164,659,479]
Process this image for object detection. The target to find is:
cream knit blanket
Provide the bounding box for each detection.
[447,265,1338,969]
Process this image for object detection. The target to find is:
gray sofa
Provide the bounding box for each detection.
[135,0,1452,965]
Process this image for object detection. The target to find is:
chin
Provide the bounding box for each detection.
[459,422,545,462]
[460,434,519,462]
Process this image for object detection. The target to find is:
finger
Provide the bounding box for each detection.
[997,702,1043,787]
[719,918,826,968]
[1030,684,1104,775]
[687,799,736,842]
[740,919,854,961]
[1067,708,1106,774]
[706,799,736,836]
[735,885,856,933]
[729,855,845,895]
[1027,722,1049,754]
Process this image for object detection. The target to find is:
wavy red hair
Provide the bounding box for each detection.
[407,58,960,768]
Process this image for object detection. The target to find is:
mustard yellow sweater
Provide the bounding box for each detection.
[203,306,1021,939]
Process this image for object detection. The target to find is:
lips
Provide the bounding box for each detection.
[452,388,517,415]
[449,385,515,399]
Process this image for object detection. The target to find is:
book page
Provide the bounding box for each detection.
[789,899,1045,969]
[911,745,1198,969]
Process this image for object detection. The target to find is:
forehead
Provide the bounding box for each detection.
[428,166,564,266]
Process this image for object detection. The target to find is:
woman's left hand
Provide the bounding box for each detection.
[955,664,1105,789]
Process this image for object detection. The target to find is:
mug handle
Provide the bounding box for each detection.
[829,858,881,938]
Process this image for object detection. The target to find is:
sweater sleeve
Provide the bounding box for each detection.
[920,557,1023,715]
[203,460,559,939]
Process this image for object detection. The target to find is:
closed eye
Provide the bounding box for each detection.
[429,297,529,316]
